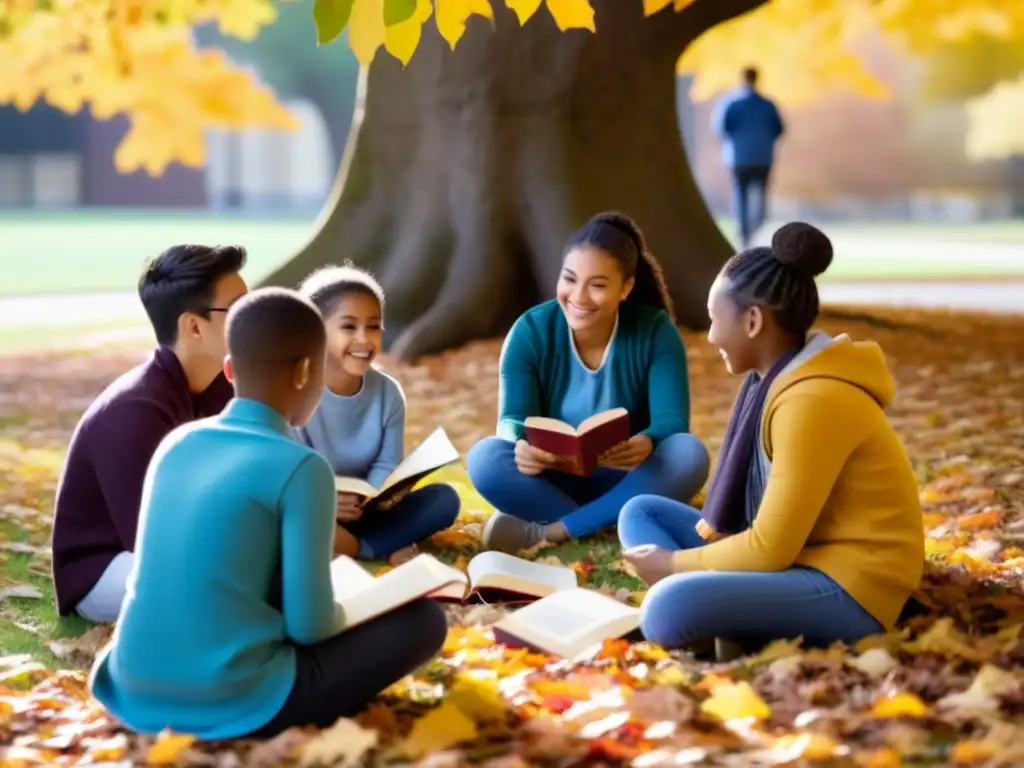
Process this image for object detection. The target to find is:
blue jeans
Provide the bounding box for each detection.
[466,433,709,539]
[345,484,460,558]
[618,496,884,649]
[732,165,771,247]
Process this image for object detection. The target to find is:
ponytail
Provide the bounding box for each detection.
[564,211,675,322]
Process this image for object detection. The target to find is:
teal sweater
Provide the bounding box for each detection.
[89,399,342,739]
[497,300,691,445]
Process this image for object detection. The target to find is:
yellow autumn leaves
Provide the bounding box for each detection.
[0,0,295,175]
[315,0,599,66]
[679,0,1024,159]
[4,0,1024,174]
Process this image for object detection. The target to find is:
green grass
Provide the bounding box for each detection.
[1,211,1023,297]
[0,525,93,666]
[0,211,315,296]
[0,321,150,355]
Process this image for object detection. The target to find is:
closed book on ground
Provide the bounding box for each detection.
[491,588,640,658]
[431,551,578,603]
[525,408,630,477]
[334,427,459,513]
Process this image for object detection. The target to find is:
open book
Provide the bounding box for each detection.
[334,427,460,513]
[525,408,630,477]
[492,588,641,658]
[330,552,578,629]
[431,551,577,602]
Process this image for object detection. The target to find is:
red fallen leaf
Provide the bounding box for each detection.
[538,694,576,714]
[570,559,595,583]
[588,735,643,760]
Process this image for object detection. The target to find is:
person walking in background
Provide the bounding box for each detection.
[712,67,785,249]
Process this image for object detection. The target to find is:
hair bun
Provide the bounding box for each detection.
[771,222,833,277]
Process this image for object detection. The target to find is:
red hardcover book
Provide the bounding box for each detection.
[524,408,630,477]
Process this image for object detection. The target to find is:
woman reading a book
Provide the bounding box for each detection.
[466,211,710,554]
[295,265,460,566]
[620,223,924,654]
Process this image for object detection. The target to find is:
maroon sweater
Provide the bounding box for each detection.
[51,347,234,614]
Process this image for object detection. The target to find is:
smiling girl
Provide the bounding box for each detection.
[466,211,710,554]
[295,265,459,566]
[620,222,924,655]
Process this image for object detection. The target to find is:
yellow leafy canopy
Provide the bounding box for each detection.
[4,0,1024,174]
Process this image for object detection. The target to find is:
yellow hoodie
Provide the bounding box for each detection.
[672,334,925,630]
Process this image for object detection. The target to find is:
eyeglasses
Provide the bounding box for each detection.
[206,307,230,314]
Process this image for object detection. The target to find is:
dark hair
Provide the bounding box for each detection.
[138,244,247,345]
[564,212,675,321]
[743,66,759,86]
[226,287,326,384]
[298,262,385,319]
[721,222,833,338]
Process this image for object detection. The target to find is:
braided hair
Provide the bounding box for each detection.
[721,222,833,337]
[564,212,675,322]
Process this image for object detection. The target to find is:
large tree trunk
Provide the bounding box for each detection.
[262,0,767,359]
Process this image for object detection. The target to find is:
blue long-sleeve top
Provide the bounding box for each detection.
[292,367,406,488]
[89,398,343,740]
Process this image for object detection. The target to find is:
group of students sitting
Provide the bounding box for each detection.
[49,212,925,740]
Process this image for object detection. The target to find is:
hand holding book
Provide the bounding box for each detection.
[336,492,364,523]
[524,408,631,477]
[597,434,653,471]
[513,440,561,476]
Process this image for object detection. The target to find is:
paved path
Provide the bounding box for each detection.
[0,282,1021,332]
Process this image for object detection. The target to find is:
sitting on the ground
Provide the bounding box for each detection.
[51,245,248,622]
[621,222,925,652]
[295,264,459,567]
[466,211,710,554]
[88,288,448,740]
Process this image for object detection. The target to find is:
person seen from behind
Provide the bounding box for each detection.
[712,66,785,249]
[89,288,448,739]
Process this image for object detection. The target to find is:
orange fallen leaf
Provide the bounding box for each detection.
[956,508,1002,530]
[570,559,595,583]
[870,691,929,718]
[860,746,902,768]
[145,731,196,765]
[950,740,995,765]
[430,527,479,549]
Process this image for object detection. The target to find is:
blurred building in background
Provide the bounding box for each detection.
[1,26,1021,223]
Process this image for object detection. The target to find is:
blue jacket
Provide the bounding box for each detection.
[712,87,785,168]
[89,398,342,739]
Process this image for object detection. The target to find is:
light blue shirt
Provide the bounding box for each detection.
[293,367,406,488]
[89,398,341,739]
[712,86,785,168]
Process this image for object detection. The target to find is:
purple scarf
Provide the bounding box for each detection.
[700,346,802,535]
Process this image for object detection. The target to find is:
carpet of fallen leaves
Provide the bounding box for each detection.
[2,308,1024,767]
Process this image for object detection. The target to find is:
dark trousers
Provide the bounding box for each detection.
[731,164,773,248]
[244,598,448,738]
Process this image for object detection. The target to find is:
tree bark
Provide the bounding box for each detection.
[261,0,768,359]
